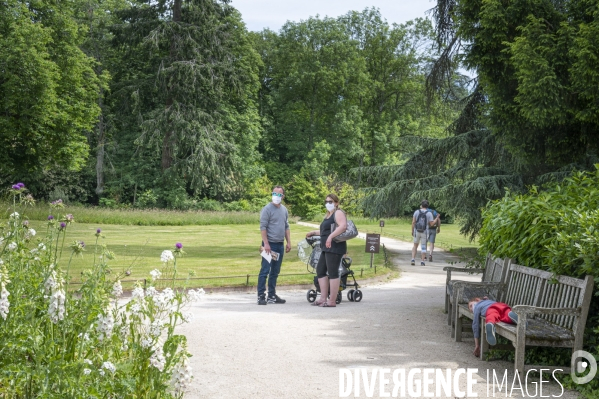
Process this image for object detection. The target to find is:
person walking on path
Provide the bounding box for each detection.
[427,208,441,262]
[258,186,291,305]
[305,194,347,307]
[411,200,438,266]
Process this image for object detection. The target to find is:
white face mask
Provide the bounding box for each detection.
[272,195,282,205]
[325,203,335,212]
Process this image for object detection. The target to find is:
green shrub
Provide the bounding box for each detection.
[479,166,599,395]
[0,185,201,397]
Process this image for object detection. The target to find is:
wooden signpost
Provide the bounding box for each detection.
[365,233,380,269]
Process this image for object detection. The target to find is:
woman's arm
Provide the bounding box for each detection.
[305,230,320,237]
[329,210,347,240]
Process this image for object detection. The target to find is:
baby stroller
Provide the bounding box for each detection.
[297,235,363,304]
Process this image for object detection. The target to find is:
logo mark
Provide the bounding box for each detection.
[571,350,597,385]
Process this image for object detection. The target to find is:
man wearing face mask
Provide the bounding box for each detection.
[258,186,291,305]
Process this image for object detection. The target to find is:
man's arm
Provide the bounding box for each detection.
[428,212,436,227]
[260,208,270,254]
[261,230,270,254]
[411,215,416,236]
[437,216,441,233]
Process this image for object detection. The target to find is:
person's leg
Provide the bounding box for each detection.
[267,242,285,301]
[485,303,502,345]
[324,253,343,306]
[496,303,513,324]
[315,253,328,305]
[411,231,418,264]
[428,232,436,261]
[257,241,270,303]
[418,232,427,264]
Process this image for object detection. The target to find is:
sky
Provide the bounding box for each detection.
[231,0,437,32]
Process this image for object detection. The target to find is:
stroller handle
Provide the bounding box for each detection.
[306,235,321,246]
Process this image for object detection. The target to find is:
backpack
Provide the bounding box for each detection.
[415,210,428,233]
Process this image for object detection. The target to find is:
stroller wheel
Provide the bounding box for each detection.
[347,289,355,302]
[353,290,363,302]
[336,291,342,304]
[307,289,317,303]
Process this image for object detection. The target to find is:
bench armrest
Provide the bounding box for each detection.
[443,267,484,283]
[512,305,582,318]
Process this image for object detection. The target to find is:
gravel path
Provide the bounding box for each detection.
[179,232,579,398]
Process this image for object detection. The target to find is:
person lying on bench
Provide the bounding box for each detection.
[468,297,519,357]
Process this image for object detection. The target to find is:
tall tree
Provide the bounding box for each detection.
[358,0,599,239]
[111,0,262,198]
[343,10,447,167]
[259,16,368,173]
[0,0,101,186]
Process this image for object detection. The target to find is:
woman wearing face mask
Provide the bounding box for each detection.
[305,194,347,307]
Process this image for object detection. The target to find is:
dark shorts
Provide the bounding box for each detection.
[316,252,343,279]
[428,231,437,243]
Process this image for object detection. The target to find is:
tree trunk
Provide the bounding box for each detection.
[161,0,182,171]
[95,88,105,195]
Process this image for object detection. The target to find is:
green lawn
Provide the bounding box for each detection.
[26,221,391,289]
[346,217,478,251]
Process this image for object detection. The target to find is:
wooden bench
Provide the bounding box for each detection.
[454,262,594,374]
[443,254,510,337]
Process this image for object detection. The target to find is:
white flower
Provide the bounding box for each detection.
[84,359,93,365]
[150,344,166,371]
[48,289,66,323]
[102,361,116,374]
[132,287,144,300]
[30,248,38,255]
[7,242,17,251]
[45,271,59,294]
[140,337,153,348]
[149,269,161,281]
[28,228,36,237]
[187,288,205,302]
[146,286,157,297]
[182,312,193,323]
[96,308,114,342]
[0,259,3,265]
[160,250,174,263]
[163,288,175,300]
[99,369,105,376]
[9,212,19,219]
[83,369,91,375]
[38,243,46,251]
[171,356,193,395]
[150,321,163,337]
[130,303,142,314]
[0,283,10,320]
[111,281,123,298]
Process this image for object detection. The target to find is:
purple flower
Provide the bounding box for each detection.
[11,184,19,190]
[80,241,85,248]
[60,222,66,229]
[65,214,74,222]
[97,228,101,234]
[22,220,29,227]
[176,242,183,249]
[17,183,25,189]
[48,215,54,220]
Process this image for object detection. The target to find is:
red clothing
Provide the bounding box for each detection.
[486,302,513,324]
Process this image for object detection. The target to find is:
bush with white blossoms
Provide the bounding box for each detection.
[0,185,203,398]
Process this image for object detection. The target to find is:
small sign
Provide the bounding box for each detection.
[379,220,385,228]
[365,233,380,253]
